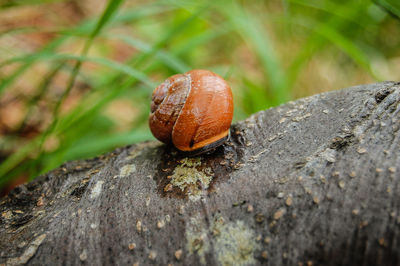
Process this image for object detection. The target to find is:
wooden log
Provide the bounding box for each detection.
[1,81,399,266]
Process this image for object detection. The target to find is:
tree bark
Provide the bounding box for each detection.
[1,81,400,266]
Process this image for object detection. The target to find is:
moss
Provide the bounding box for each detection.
[185,214,259,266]
[212,218,259,266]
[119,164,136,177]
[170,158,213,201]
[90,180,104,199]
[186,216,210,265]
[180,157,202,167]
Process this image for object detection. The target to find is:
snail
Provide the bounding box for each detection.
[149,69,233,155]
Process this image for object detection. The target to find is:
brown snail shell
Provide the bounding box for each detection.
[149,69,233,154]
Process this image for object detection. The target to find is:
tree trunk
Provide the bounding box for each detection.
[1,81,400,266]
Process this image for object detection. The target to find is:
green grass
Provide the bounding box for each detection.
[0,0,399,189]
[374,0,400,19]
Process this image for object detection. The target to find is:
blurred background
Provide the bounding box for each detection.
[0,0,399,195]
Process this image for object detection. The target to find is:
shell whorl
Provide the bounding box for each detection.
[149,70,233,153]
[149,73,191,144]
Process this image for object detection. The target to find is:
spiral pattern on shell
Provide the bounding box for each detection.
[149,69,233,153]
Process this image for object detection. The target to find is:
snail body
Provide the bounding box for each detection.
[149,69,233,154]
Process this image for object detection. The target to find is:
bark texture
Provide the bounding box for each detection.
[1,81,400,266]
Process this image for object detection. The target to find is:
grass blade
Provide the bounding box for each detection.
[292,16,379,79]
[0,0,126,184]
[38,0,125,148]
[222,2,289,105]
[374,0,400,19]
[109,34,190,73]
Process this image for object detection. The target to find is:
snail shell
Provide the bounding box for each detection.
[149,69,233,154]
